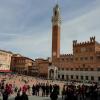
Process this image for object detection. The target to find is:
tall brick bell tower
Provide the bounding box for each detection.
[52,4,61,62]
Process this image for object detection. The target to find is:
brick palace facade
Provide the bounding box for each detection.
[48,4,100,82]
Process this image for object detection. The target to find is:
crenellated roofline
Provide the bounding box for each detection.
[60,54,73,57]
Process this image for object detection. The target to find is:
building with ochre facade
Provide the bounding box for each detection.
[11,54,34,75]
[0,50,12,72]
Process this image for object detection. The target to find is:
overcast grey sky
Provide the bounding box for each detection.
[0,0,100,59]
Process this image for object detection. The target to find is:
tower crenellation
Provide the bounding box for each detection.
[73,40,77,46]
[90,36,95,43]
[60,54,73,58]
[73,36,96,47]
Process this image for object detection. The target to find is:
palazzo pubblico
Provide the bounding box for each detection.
[48,4,100,82]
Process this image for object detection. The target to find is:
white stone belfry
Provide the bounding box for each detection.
[52,4,61,26]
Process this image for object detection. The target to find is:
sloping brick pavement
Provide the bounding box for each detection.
[0,96,62,100]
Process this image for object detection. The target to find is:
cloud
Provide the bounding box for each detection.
[61,1,100,54]
[0,29,52,59]
[0,0,53,59]
[0,0,53,34]
[0,0,100,59]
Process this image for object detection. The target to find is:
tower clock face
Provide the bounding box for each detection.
[53,52,56,56]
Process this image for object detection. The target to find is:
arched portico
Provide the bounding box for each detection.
[49,69,54,79]
[48,65,58,80]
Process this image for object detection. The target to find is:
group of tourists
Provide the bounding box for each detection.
[0,80,60,100]
[62,84,100,100]
[0,74,100,100]
[32,83,60,97]
[0,83,28,100]
[0,74,61,100]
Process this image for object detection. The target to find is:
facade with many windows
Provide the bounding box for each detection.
[35,58,49,78]
[11,54,35,75]
[0,50,12,72]
[54,37,100,82]
[11,55,49,77]
[49,4,100,82]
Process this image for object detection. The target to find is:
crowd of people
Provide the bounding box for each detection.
[32,83,59,97]
[0,74,61,100]
[0,80,60,100]
[0,74,100,100]
[62,84,100,100]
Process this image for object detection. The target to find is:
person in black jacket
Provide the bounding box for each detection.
[15,91,21,100]
[21,92,28,100]
[46,84,49,97]
[50,88,58,100]
[2,90,9,100]
[32,84,36,95]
